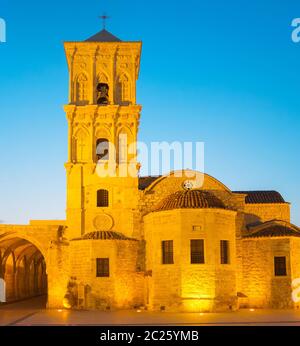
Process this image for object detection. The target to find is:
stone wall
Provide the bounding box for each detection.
[144,208,237,312]
[47,241,70,308]
[68,238,144,310]
[290,238,300,309]
[241,237,293,308]
[243,203,290,224]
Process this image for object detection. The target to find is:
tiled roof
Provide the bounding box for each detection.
[138,176,161,190]
[154,189,226,212]
[139,176,287,205]
[233,190,285,204]
[85,29,122,42]
[72,231,137,241]
[244,222,300,238]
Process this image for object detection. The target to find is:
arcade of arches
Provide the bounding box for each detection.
[0,237,47,302]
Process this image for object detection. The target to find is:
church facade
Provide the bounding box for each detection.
[0,29,300,312]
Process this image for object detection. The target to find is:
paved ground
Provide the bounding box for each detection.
[2,297,300,326]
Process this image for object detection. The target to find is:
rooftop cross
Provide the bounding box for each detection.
[99,13,110,30]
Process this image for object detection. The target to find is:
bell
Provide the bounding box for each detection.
[97,83,109,105]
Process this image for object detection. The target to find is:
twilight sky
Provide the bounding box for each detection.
[0,0,299,225]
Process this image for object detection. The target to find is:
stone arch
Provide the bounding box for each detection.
[96,138,109,161]
[73,127,90,162]
[117,126,133,163]
[0,232,48,263]
[117,125,133,137]
[95,126,111,140]
[0,234,48,304]
[97,72,109,84]
[117,73,131,105]
[96,72,110,104]
[1,239,28,267]
[75,72,89,104]
[95,127,112,162]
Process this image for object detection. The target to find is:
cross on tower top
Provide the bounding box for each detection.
[99,13,110,30]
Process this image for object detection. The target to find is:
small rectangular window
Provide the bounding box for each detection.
[220,240,230,264]
[191,239,205,264]
[274,256,287,276]
[162,240,174,264]
[97,189,109,207]
[96,258,109,277]
[192,225,202,232]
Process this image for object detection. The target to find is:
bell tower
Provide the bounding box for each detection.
[63,28,142,239]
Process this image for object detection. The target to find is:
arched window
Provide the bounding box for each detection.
[96,73,109,105]
[97,189,109,207]
[96,138,109,161]
[97,73,109,85]
[97,83,109,105]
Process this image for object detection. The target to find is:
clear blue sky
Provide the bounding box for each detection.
[0,0,299,225]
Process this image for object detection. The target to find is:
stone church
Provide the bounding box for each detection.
[0,28,300,312]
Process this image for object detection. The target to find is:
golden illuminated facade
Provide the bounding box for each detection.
[63,29,142,240]
[0,28,300,312]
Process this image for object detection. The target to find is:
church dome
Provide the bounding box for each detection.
[154,189,226,212]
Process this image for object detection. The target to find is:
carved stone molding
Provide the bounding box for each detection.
[93,213,114,231]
